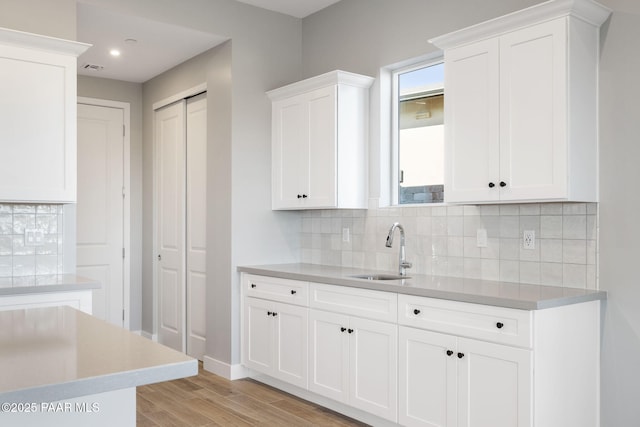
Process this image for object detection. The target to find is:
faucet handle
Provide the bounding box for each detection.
[400,261,413,269]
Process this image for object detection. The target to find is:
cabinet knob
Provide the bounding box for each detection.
[488,182,495,188]
[446,350,454,357]
[500,181,507,187]
[272,312,278,317]
[291,290,297,295]
[251,284,256,288]
[267,311,272,316]
[348,328,354,334]
[297,194,302,199]
[457,352,465,359]
[341,327,347,332]
[413,309,421,315]
[302,194,308,198]
[496,322,504,329]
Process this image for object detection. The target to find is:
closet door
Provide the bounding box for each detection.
[156,100,187,352]
[186,94,207,359]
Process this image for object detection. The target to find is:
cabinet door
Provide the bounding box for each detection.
[0,45,77,202]
[350,316,398,422]
[308,309,349,402]
[272,95,307,209]
[243,298,274,374]
[457,337,532,427]
[399,327,457,427]
[306,86,337,208]
[444,38,500,203]
[272,302,308,388]
[499,18,567,201]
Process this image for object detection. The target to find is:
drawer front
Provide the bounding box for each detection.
[309,283,397,322]
[398,294,532,348]
[243,274,309,306]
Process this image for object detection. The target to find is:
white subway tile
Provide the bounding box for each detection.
[540,239,563,263]
[563,240,586,264]
[540,216,562,238]
[563,216,587,239]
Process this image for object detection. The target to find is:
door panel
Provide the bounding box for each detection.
[307,86,337,207]
[243,298,273,372]
[399,327,457,427]
[350,316,398,421]
[308,309,349,402]
[77,103,124,326]
[274,302,308,388]
[186,94,207,359]
[457,337,532,427]
[156,101,186,352]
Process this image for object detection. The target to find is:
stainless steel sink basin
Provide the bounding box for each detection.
[350,273,410,281]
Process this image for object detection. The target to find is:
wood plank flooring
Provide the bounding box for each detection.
[136,363,368,426]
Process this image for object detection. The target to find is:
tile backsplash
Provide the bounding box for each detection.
[0,204,64,286]
[300,202,598,289]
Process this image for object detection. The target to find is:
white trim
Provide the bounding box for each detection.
[0,26,91,56]
[152,83,207,111]
[429,0,611,50]
[202,356,251,380]
[77,97,132,330]
[140,331,158,341]
[267,70,374,101]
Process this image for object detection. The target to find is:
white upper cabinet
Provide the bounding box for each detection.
[268,70,374,210]
[431,0,611,204]
[0,27,89,203]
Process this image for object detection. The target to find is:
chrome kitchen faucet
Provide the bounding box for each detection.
[385,222,412,276]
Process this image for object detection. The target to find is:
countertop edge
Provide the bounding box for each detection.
[238,264,607,310]
[1,359,198,404]
[0,275,101,296]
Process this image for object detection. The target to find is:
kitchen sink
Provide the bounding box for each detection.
[350,273,410,281]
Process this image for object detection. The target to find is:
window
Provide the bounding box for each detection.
[393,60,444,205]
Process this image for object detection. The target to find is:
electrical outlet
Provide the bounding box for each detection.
[523,230,535,250]
[25,228,45,246]
[476,228,488,248]
[342,227,350,243]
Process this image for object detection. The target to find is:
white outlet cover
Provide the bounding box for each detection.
[476,228,488,248]
[523,230,535,250]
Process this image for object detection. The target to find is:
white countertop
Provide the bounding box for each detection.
[238,263,606,310]
[0,306,197,403]
[0,275,100,296]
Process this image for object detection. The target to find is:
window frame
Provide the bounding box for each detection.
[391,55,445,206]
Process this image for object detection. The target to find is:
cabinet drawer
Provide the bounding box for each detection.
[309,283,397,322]
[398,294,532,348]
[243,274,309,306]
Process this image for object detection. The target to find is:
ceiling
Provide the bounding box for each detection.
[77,0,341,83]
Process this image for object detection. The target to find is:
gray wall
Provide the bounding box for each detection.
[83,0,304,365]
[598,0,640,424]
[0,0,76,40]
[77,76,144,332]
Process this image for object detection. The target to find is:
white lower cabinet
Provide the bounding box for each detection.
[309,309,398,422]
[241,273,600,427]
[399,326,531,427]
[243,297,308,388]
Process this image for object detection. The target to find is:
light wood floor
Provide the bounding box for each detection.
[136,363,368,426]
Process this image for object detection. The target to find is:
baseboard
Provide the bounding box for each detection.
[140,331,157,341]
[202,356,250,380]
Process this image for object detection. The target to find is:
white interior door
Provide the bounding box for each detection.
[156,100,186,352]
[185,93,207,359]
[76,103,125,326]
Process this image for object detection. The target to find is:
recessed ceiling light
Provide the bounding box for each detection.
[110,49,121,57]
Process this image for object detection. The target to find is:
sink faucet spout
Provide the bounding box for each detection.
[385,222,412,276]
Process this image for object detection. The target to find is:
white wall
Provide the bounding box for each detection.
[0,0,76,40]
